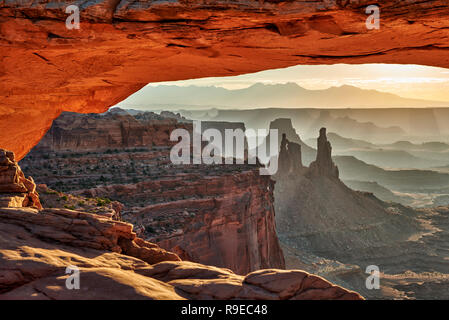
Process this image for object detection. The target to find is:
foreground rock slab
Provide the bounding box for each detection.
[0,206,363,300]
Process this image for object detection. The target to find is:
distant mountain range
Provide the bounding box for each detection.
[306,132,449,169]
[334,156,449,193]
[119,83,449,109]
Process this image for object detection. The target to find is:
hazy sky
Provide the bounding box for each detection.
[146,64,449,102]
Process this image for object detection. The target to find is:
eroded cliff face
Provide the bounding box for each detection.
[1,1,449,158]
[0,148,362,300]
[76,169,285,275]
[126,171,284,275]
[20,111,285,275]
[35,110,191,152]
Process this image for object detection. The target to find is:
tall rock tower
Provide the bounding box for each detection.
[308,128,339,178]
[277,133,303,176]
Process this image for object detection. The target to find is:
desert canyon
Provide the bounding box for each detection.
[1,0,449,301]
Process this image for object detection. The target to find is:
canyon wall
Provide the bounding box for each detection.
[1,1,449,158]
[34,110,191,152]
[87,170,284,275]
[21,111,285,275]
[0,152,360,299]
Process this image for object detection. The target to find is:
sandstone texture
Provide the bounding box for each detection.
[1,1,449,158]
[126,170,284,275]
[0,206,180,265]
[0,149,42,209]
[278,133,304,177]
[35,110,191,152]
[20,111,285,275]
[76,170,285,275]
[0,205,362,300]
[0,150,363,300]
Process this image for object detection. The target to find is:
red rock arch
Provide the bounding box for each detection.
[1,1,449,159]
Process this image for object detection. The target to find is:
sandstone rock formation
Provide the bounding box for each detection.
[1,1,449,158]
[0,206,180,266]
[309,128,339,178]
[0,149,42,210]
[265,118,317,166]
[36,184,123,220]
[272,125,449,299]
[274,126,421,259]
[20,111,285,275]
[29,158,285,275]
[126,170,285,275]
[277,133,304,176]
[34,110,191,152]
[0,205,363,300]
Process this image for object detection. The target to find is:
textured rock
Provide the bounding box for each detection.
[0,205,363,300]
[78,170,285,275]
[308,128,339,178]
[277,133,304,176]
[266,118,317,166]
[0,206,180,265]
[1,1,449,159]
[144,171,283,275]
[20,111,285,275]
[34,110,191,152]
[0,149,42,209]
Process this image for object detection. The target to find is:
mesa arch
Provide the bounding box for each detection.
[1,0,449,159]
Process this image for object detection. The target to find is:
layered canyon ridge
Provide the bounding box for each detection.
[0,148,363,300]
[272,122,449,299]
[20,110,285,275]
[18,109,449,299]
[1,1,449,158]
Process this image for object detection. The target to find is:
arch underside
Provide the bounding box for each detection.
[1,0,449,159]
